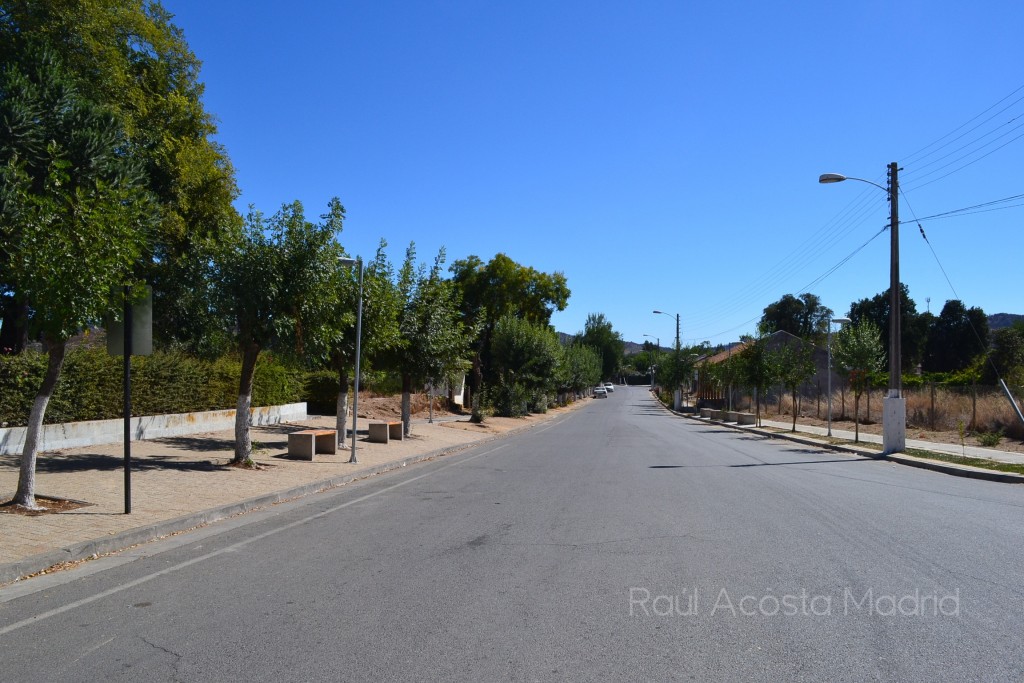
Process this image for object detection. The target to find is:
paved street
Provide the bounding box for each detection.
[2,385,1023,681]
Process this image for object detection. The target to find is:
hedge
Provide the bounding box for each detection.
[0,347,309,427]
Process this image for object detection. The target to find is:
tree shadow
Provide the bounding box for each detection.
[27,453,230,474]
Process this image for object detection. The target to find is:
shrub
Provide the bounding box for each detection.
[977,431,1004,448]
[305,370,341,415]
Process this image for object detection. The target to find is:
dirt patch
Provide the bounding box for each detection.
[0,495,93,516]
[353,394,461,422]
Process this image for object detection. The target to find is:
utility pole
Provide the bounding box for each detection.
[884,161,906,453]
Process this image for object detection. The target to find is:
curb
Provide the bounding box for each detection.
[0,419,544,586]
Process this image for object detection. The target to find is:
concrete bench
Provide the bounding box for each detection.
[287,429,337,460]
[368,421,403,444]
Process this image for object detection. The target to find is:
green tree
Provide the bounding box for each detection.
[330,241,402,442]
[832,321,884,442]
[923,300,989,373]
[987,324,1024,386]
[771,339,817,432]
[738,334,777,427]
[848,284,928,375]
[490,314,562,415]
[211,201,338,465]
[449,253,570,401]
[0,44,154,507]
[391,245,472,436]
[556,343,602,398]
[576,313,624,381]
[759,293,833,342]
[0,1,241,351]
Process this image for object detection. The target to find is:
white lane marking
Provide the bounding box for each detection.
[0,445,508,636]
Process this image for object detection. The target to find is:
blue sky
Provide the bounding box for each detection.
[166,0,1023,347]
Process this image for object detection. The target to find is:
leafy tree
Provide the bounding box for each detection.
[738,334,777,427]
[449,253,569,401]
[576,313,624,381]
[1,44,154,507]
[330,241,402,442]
[832,321,884,442]
[923,300,989,373]
[848,284,928,375]
[211,201,338,465]
[987,324,1024,386]
[556,343,602,398]
[490,314,561,415]
[759,293,833,342]
[391,245,472,436]
[771,339,817,432]
[0,1,241,351]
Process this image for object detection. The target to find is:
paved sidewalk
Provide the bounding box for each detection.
[0,412,551,585]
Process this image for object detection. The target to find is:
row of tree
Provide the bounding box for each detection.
[0,3,624,509]
[758,289,1020,383]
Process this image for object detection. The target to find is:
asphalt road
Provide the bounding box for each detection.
[2,386,1024,681]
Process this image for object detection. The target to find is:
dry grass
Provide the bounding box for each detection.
[765,385,1024,448]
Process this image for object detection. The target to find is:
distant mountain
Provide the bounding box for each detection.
[988,313,1024,330]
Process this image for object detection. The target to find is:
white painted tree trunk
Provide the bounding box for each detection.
[234,392,251,462]
[13,339,67,509]
[335,371,350,445]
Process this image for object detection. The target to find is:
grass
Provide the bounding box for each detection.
[902,447,1024,476]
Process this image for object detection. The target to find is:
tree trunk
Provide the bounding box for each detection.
[232,341,260,465]
[853,391,861,443]
[12,337,67,508]
[791,389,798,432]
[401,374,412,437]
[335,368,351,444]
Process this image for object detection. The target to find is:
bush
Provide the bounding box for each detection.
[977,431,1004,447]
[492,380,529,417]
[0,347,307,426]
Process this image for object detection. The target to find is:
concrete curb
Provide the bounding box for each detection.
[0,419,539,586]
[654,393,1024,485]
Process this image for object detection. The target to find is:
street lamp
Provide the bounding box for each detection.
[338,257,364,464]
[653,310,682,411]
[643,334,660,388]
[819,163,906,453]
[827,317,851,437]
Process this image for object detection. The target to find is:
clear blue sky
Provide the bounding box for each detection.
[166,0,1023,348]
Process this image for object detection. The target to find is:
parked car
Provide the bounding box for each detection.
[603,382,615,393]
[593,386,608,398]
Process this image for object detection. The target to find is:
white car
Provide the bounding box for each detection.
[593,386,608,398]
[603,382,615,393]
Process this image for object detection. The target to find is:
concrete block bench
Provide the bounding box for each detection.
[287,429,337,460]
[368,421,404,444]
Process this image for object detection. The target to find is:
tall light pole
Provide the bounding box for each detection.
[643,334,659,388]
[653,310,681,411]
[827,317,851,437]
[338,257,364,464]
[819,163,905,453]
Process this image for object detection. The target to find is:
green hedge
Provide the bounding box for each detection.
[0,347,308,427]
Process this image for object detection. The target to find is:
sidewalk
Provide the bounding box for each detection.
[754,418,1024,466]
[0,411,556,585]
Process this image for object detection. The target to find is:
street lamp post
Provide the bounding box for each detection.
[643,334,659,388]
[819,163,906,453]
[653,310,681,411]
[338,257,364,464]
[827,317,851,437]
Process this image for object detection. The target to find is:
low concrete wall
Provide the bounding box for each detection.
[709,410,725,420]
[0,403,307,456]
[737,413,757,425]
[725,411,740,422]
[700,408,712,418]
